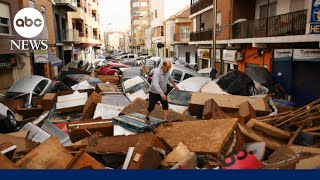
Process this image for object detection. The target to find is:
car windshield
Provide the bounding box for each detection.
[124,81,150,94]
[167,89,192,106]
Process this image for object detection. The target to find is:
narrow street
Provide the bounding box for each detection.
[0,0,320,171]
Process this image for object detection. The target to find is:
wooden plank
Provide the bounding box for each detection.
[16,137,73,169]
[237,123,284,150]
[66,149,105,169]
[156,119,238,155]
[288,145,320,155]
[96,75,120,84]
[82,92,101,119]
[0,153,19,169]
[306,132,320,136]
[286,115,320,128]
[288,124,305,145]
[95,83,119,93]
[302,126,320,132]
[246,118,291,140]
[7,130,28,139]
[256,111,292,120]
[189,92,271,115]
[202,99,230,120]
[120,98,196,122]
[296,155,320,169]
[239,101,256,124]
[0,134,38,154]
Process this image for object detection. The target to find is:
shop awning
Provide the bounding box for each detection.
[49,53,63,67]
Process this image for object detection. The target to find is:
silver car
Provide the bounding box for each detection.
[6,75,53,108]
[0,103,20,133]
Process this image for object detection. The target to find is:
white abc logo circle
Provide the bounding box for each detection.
[13,8,44,38]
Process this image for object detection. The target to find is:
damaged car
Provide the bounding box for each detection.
[5,75,53,108]
[0,103,21,133]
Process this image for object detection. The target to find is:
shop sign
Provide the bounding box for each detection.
[34,50,49,63]
[310,0,320,34]
[223,50,237,62]
[293,49,320,62]
[274,49,293,61]
[198,49,210,59]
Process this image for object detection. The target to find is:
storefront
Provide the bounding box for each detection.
[272,49,294,94]
[292,49,320,106]
[197,48,211,70]
[222,49,239,74]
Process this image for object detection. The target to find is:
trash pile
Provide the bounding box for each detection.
[1,65,320,170]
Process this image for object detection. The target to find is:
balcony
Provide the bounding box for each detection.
[174,33,190,43]
[191,0,213,15]
[190,29,212,42]
[54,0,77,11]
[61,29,80,42]
[232,9,307,39]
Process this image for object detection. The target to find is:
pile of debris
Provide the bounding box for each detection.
[1,64,320,170]
[1,79,320,169]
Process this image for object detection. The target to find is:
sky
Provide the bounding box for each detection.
[99,0,190,32]
[99,0,131,32]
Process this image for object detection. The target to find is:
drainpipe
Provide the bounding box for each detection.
[212,0,217,68]
[265,0,270,36]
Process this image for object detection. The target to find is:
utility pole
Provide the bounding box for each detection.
[212,0,217,68]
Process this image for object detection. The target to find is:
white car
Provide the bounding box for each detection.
[0,103,20,133]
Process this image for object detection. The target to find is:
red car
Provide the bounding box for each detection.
[97,62,129,75]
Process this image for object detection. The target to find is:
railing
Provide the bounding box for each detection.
[61,29,80,42]
[191,0,213,15]
[55,0,77,7]
[232,9,307,39]
[174,33,190,42]
[190,29,212,41]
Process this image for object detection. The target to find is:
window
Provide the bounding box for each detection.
[133,11,140,16]
[132,2,139,7]
[171,70,183,82]
[155,10,158,18]
[260,2,277,19]
[141,2,148,7]
[0,2,11,35]
[33,80,49,95]
[216,12,222,31]
[183,73,194,80]
[140,11,148,16]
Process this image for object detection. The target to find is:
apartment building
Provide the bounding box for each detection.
[150,0,189,58]
[190,0,320,106]
[130,0,150,54]
[68,0,102,63]
[53,0,78,68]
[164,5,197,65]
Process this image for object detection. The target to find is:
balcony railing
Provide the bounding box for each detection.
[61,29,80,42]
[233,9,307,39]
[190,29,212,41]
[174,33,190,43]
[54,0,77,11]
[191,0,213,15]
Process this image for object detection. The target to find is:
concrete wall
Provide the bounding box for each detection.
[165,20,175,46]
[151,0,164,28]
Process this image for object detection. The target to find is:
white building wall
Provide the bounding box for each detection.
[165,20,175,46]
[177,45,197,64]
[151,0,164,28]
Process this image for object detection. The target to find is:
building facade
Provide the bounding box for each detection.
[68,0,102,63]
[164,5,197,65]
[130,0,151,54]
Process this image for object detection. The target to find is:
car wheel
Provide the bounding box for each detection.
[5,112,17,129]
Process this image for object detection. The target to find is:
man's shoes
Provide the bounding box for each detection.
[144,116,151,124]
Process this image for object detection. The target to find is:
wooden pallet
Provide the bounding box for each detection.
[112,113,163,133]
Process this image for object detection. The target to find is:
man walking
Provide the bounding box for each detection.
[145,60,179,124]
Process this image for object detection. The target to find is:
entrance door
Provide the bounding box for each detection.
[186,52,190,63]
[64,50,72,65]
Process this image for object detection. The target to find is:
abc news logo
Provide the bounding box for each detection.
[10,8,48,51]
